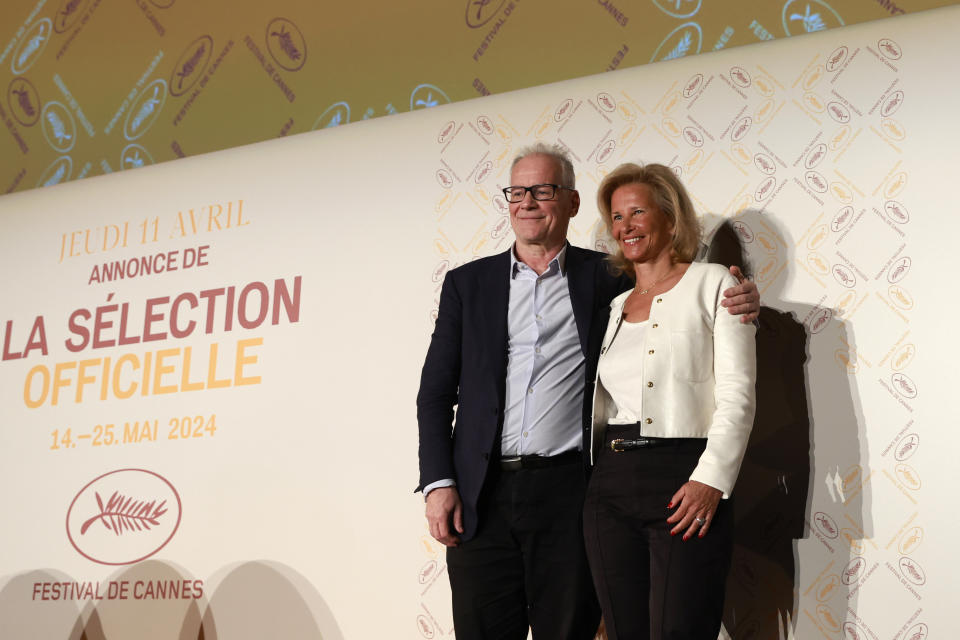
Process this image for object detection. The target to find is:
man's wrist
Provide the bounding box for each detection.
[423,479,456,501]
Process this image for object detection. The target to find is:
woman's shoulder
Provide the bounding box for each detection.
[687,261,738,288]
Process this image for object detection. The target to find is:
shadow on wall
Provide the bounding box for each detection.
[0,570,84,639]
[707,212,872,640]
[0,561,343,640]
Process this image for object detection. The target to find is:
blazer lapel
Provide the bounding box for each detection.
[481,250,511,382]
[565,245,595,356]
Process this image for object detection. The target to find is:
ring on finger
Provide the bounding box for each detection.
[695,516,706,525]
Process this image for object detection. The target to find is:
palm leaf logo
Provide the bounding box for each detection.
[663,32,692,61]
[80,491,168,536]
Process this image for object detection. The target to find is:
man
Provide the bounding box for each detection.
[417,144,758,639]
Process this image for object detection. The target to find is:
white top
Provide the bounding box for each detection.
[597,318,649,424]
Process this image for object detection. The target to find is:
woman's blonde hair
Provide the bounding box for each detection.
[596,163,701,279]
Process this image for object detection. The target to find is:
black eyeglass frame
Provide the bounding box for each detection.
[501,183,574,203]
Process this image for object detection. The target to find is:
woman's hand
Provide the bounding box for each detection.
[666,480,723,540]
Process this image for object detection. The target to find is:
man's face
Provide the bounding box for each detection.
[508,154,579,249]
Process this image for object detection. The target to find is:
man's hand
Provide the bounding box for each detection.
[721,265,760,323]
[425,486,464,547]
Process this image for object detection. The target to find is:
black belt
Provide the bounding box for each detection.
[609,437,689,452]
[500,449,580,471]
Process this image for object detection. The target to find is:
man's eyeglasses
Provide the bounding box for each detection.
[502,184,572,203]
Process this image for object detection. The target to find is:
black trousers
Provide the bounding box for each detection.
[583,425,733,640]
[446,458,601,640]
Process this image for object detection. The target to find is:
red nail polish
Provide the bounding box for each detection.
[667,502,673,508]
[670,530,677,536]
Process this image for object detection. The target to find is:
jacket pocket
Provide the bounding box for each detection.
[670,330,713,382]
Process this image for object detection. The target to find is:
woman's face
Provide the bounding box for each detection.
[609,182,675,264]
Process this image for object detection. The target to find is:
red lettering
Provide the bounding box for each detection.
[238,282,268,329]
[92,304,118,349]
[272,276,301,325]
[142,297,169,342]
[66,309,91,352]
[3,320,22,360]
[118,303,141,346]
[199,288,224,333]
[170,293,198,338]
[23,316,47,357]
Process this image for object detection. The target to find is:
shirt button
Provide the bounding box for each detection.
[523,432,529,438]
[652,323,659,328]
[535,346,541,354]
[528,388,534,394]
[656,298,663,303]
[536,315,543,321]
[647,381,654,387]
[645,418,653,424]
[648,349,654,354]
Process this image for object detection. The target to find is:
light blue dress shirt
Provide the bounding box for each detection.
[501,245,584,457]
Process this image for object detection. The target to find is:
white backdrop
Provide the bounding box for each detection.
[1,6,958,639]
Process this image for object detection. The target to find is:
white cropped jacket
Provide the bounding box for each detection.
[589,262,757,497]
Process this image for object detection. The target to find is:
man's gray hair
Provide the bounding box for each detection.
[511,142,576,189]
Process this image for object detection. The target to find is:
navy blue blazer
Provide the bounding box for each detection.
[416,244,630,541]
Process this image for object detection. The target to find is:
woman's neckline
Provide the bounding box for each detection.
[620,262,694,323]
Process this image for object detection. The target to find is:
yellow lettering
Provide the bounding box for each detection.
[75,358,100,402]
[207,342,231,389]
[180,345,205,391]
[52,361,76,406]
[153,348,179,394]
[113,353,139,399]
[24,365,50,408]
[235,337,262,385]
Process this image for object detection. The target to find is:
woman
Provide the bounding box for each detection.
[583,163,756,639]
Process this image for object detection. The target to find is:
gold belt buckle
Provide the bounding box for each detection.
[610,439,626,452]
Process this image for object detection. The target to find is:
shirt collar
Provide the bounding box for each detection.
[510,242,568,278]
